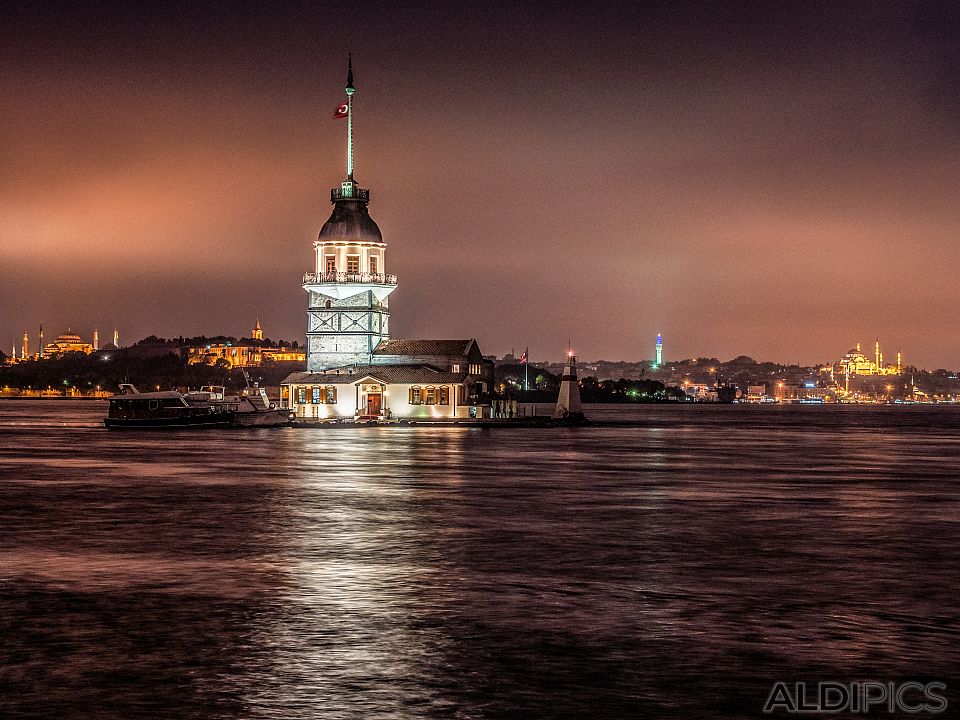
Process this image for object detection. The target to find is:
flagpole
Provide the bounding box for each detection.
[345,54,355,180]
[525,347,528,391]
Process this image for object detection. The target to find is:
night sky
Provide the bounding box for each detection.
[3,1,960,367]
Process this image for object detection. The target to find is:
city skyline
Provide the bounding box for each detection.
[4,2,960,366]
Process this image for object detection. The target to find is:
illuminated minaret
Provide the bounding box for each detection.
[93,328,99,351]
[655,333,663,368]
[21,332,28,359]
[113,327,119,348]
[875,340,880,372]
[38,323,43,358]
[897,351,902,373]
[303,56,397,371]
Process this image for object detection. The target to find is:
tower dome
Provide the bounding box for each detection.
[318,180,382,243]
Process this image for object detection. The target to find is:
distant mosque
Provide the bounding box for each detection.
[7,325,114,363]
[281,58,494,419]
[833,340,903,377]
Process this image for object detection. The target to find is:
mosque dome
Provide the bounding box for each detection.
[318,181,382,244]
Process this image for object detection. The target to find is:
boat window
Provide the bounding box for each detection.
[149,400,159,410]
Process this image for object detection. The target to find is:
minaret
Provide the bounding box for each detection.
[21,332,28,359]
[655,333,663,368]
[897,351,902,373]
[303,57,397,372]
[113,327,119,348]
[252,319,263,341]
[554,352,585,420]
[38,323,43,358]
[875,340,880,372]
[93,328,99,351]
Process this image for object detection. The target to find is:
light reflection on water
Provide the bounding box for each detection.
[0,400,958,718]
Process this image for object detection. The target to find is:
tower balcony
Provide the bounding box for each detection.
[303,271,396,286]
[303,271,398,301]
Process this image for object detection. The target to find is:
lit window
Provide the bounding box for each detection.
[311,387,320,404]
[325,256,336,274]
[369,256,378,274]
[346,255,360,273]
[325,386,337,404]
[451,364,460,373]
[409,387,422,404]
[296,387,306,404]
[425,387,436,404]
[439,387,449,405]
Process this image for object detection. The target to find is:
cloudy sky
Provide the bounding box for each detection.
[3,1,960,366]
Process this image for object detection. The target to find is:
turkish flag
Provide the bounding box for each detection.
[333,102,348,119]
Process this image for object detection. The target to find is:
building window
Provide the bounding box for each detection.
[296,387,306,404]
[311,387,320,404]
[425,387,436,404]
[451,364,460,373]
[409,387,422,404]
[325,256,336,274]
[346,255,360,273]
[325,386,337,404]
[439,387,449,405]
[369,256,378,274]
[469,363,481,375]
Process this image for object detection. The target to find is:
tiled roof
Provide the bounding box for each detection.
[373,339,474,357]
[282,364,468,385]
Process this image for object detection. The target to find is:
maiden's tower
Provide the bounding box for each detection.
[282,59,494,420]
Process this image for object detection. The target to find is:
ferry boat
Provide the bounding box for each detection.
[104,384,234,428]
[104,383,291,429]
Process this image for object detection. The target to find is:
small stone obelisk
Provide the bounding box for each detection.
[554,353,585,420]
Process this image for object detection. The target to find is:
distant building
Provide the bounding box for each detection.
[654,333,662,368]
[833,341,902,377]
[43,331,94,356]
[251,319,263,341]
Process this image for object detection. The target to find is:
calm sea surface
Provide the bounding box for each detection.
[0,399,958,719]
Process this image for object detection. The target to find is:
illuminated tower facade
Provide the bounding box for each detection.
[113,328,119,348]
[303,57,397,372]
[655,333,663,368]
[21,332,28,359]
[93,328,99,351]
[252,319,263,341]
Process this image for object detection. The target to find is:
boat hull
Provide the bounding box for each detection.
[104,414,234,429]
[231,409,292,428]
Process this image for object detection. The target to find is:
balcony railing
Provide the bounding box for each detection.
[331,187,370,201]
[303,271,397,285]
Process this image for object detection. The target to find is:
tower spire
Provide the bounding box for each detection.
[345,54,355,180]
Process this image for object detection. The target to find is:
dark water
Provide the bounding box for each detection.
[0,400,958,719]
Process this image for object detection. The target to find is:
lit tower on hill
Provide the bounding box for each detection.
[303,56,397,372]
[21,332,28,359]
[93,328,99,351]
[655,333,663,368]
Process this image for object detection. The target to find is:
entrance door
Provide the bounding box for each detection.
[366,393,382,417]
